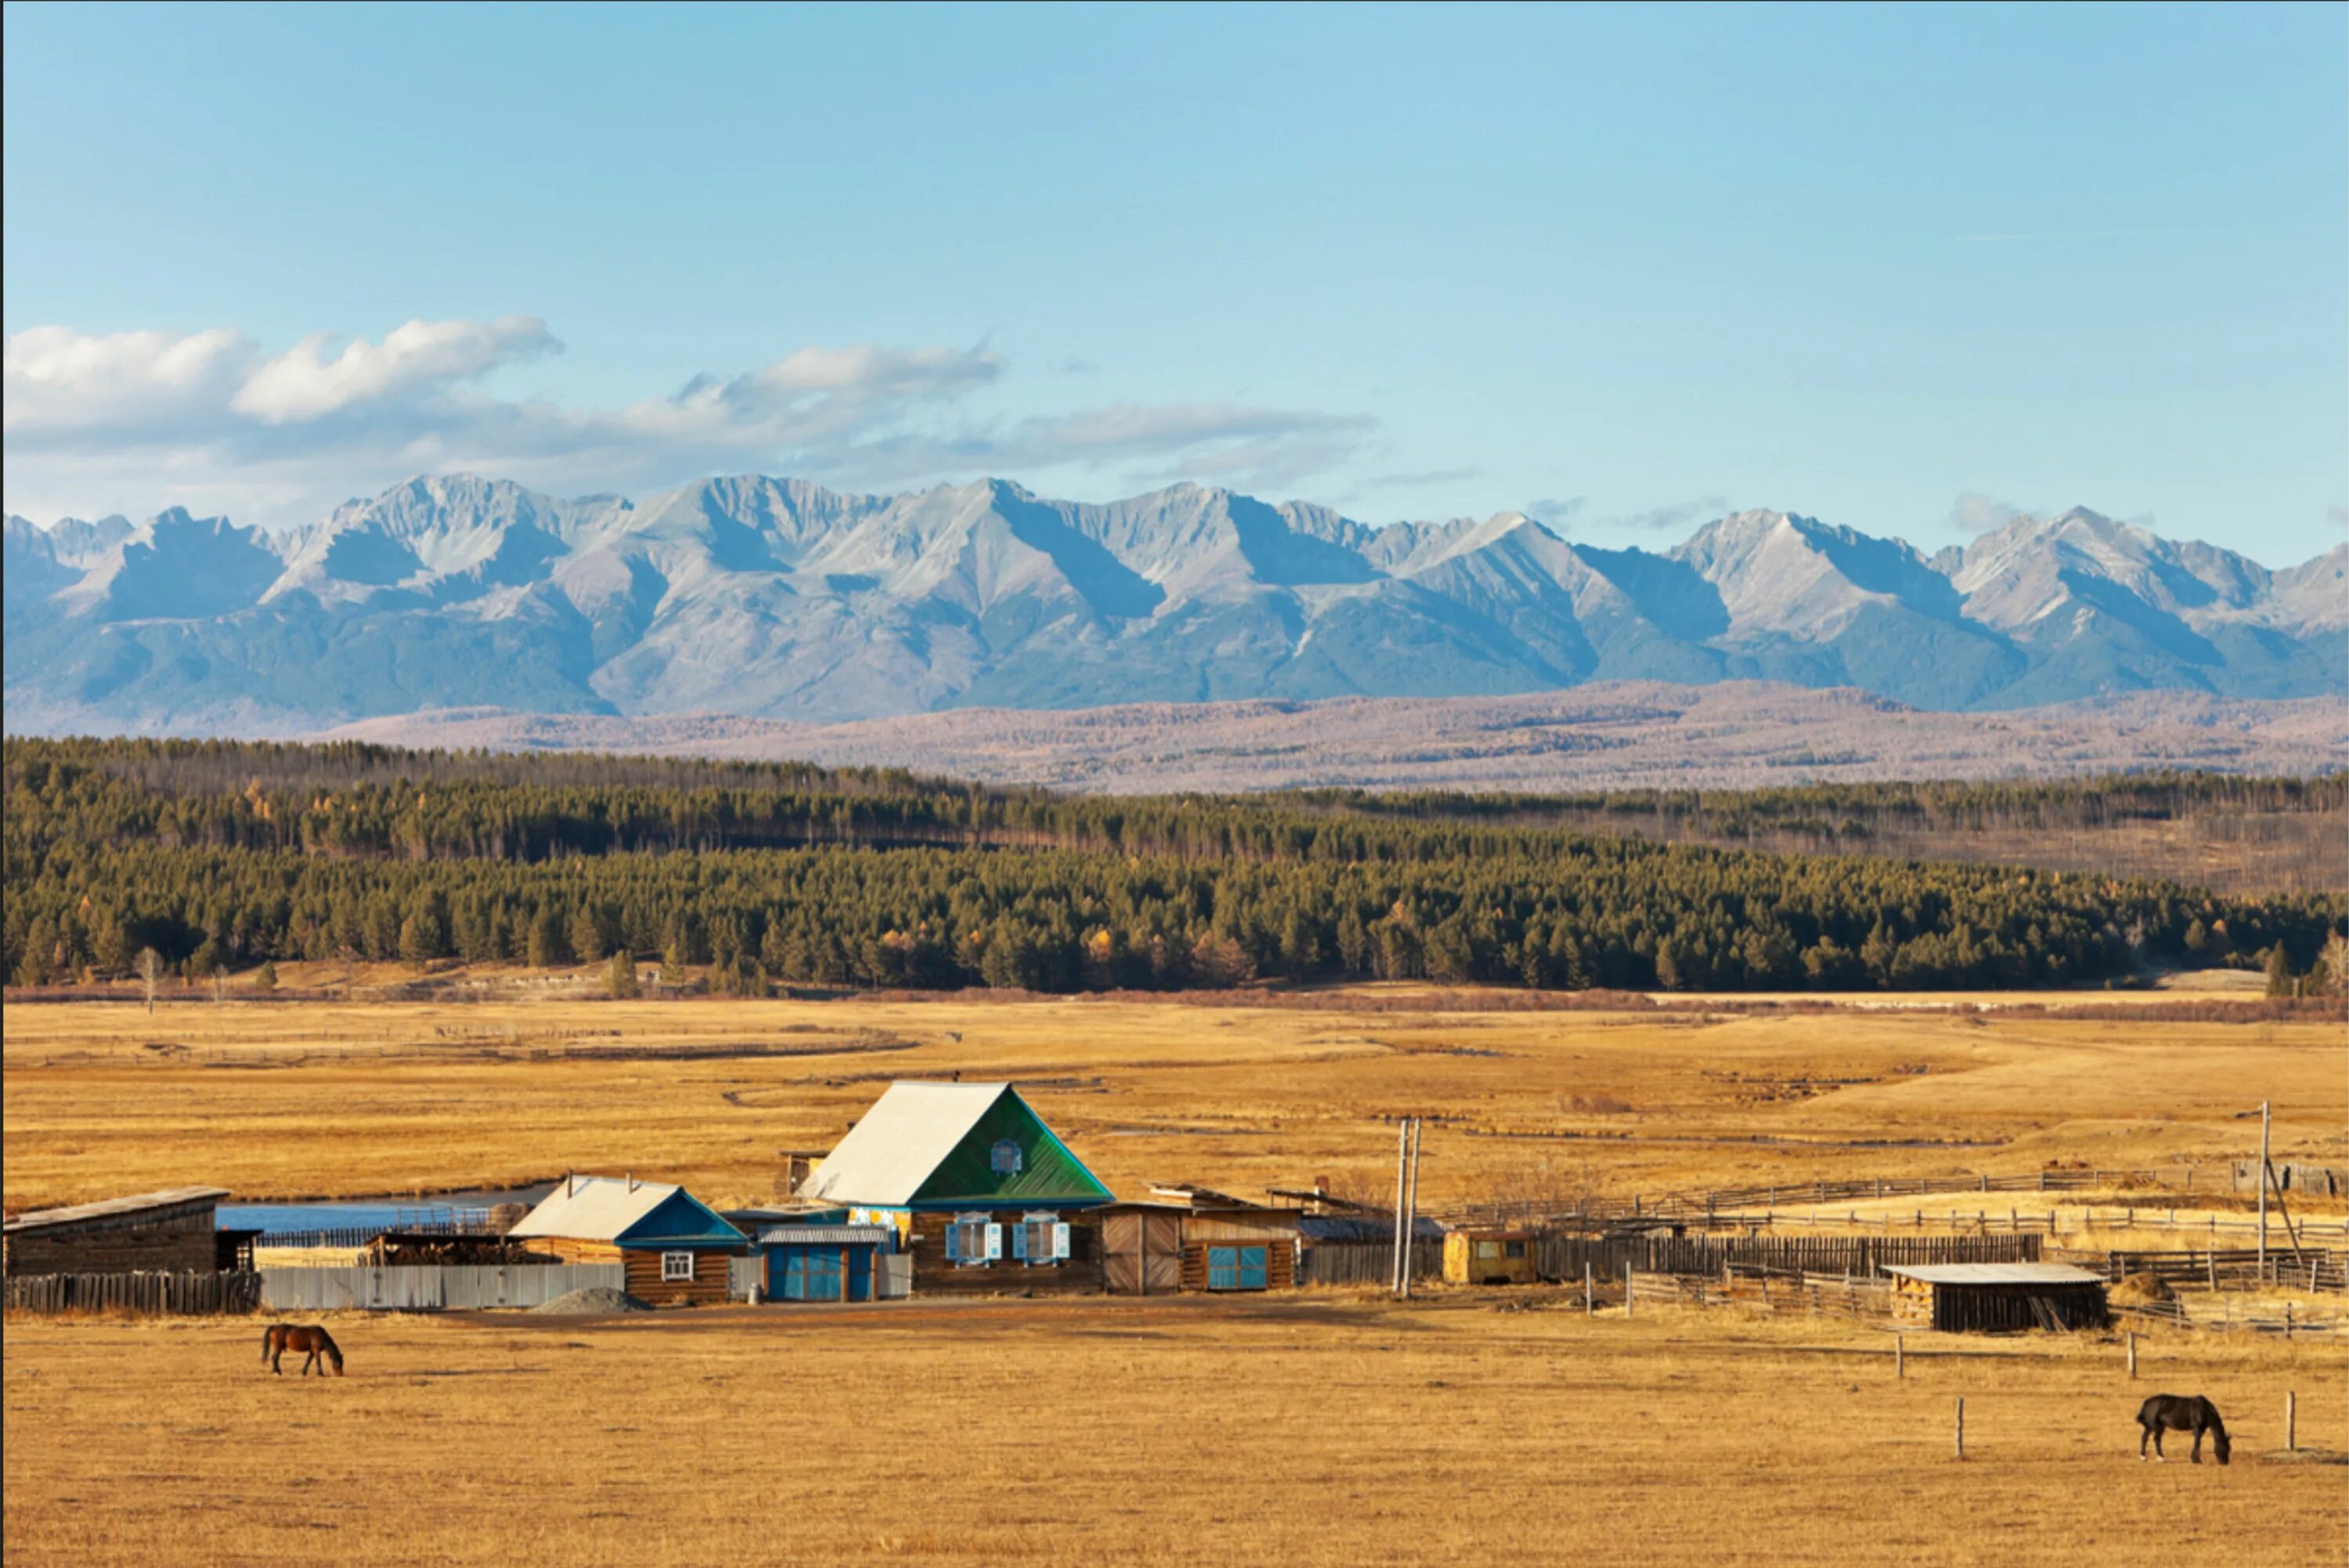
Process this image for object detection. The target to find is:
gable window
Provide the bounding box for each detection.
[945,1212,1001,1267]
[990,1139,1024,1176]
[1207,1245,1269,1291]
[660,1250,695,1282]
[1012,1212,1070,1265]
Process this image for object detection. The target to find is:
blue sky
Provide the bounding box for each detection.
[4,2,2343,564]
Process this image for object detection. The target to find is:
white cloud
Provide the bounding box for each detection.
[231,315,560,422]
[2,318,1376,530]
[3,325,251,435]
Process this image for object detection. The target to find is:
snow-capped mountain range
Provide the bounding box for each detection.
[5,474,2343,733]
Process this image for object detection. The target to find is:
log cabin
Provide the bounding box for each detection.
[800,1082,1113,1297]
[505,1175,747,1307]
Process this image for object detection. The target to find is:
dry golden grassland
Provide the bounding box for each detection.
[4,986,2342,1213]
[6,989,2345,1566]
[5,1297,2342,1567]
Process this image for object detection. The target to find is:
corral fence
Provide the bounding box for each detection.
[2232,1161,2349,1198]
[258,1264,622,1311]
[1446,1168,2181,1231]
[1532,1231,2035,1285]
[6,1270,262,1315]
[1718,1263,1894,1320]
[1297,1240,1444,1287]
[2049,1247,2349,1295]
[2110,1299,2347,1339]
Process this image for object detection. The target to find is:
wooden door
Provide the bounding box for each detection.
[1102,1212,1188,1294]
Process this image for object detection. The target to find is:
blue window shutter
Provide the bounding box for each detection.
[1011,1222,1029,1261]
[984,1224,1003,1262]
[944,1222,960,1263]
[1053,1223,1071,1261]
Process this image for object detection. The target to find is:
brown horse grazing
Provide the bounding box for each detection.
[261,1324,344,1377]
[2137,1394,2228,1465]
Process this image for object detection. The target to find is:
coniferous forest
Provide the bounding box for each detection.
[5,737,2343,995]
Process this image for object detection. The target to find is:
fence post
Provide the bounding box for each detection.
[1584,1260,1594,1316]
[1626,1266,1635,1317]
[1895,1334,1904,1379]
[2286,1391,2297,1452]
[1954,1397,1965,1460]
[2126,1332,2136,1379]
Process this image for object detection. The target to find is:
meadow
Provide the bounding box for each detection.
[4,1296,2341,1566]
[6,985,2345,1566]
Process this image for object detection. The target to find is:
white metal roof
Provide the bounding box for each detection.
[1882,1263,2105,1287]
[801,1081,1011,1207]
[756,1224,897,1247]
[507,1175,684,1242]
[3,1187,229,1234]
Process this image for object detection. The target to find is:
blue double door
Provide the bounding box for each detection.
[770,1243,875,1302]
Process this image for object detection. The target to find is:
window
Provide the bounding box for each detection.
[660,1250,695,1282]
[990,1139,1024,1175]
[1207,1245,1269,1291]
[1504,1240,1528,1260]
[1014,1212,1069,1266]
[1475,1241,1502,1260]
[946,1213,999,1267]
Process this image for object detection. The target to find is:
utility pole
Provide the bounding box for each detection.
[1391,1119,1411,1296]
[2257,1100,2270,1278]
[1400,1118,1423,1300]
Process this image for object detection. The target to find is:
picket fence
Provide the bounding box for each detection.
[258,1263,623,1311]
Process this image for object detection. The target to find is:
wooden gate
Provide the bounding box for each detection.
[1102,1210,1184,1295]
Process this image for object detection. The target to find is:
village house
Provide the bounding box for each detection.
[506,1175,746,1307]
[800,1082,1113,1296]
[1097,1184,1304,1294]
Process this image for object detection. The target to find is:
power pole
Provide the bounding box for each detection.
[1400,1118,1423,1300]
[2257,1100,2270,1278]
[1391,1119,1410,1296]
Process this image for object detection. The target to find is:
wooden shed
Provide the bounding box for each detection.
[1443,1227,1538,1286]
[506,1175,746,1307]
[1097,1197,1302,1294]
[1883,1263,2110,1333]
[801,1081,1112,1298]
[2,1188,233,1275]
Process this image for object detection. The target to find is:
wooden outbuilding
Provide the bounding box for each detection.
[801,1081,1113,1298]
[1883,1263,2109,1333]
[1443,1227,1538,1286]
[1098,1195,1303,1295]
[2,1187,233,1275]
[506,1175,747,1307]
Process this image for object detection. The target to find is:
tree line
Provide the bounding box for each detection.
[5,737,2343,995]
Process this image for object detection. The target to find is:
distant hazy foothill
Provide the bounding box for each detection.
[5,473,2344,737]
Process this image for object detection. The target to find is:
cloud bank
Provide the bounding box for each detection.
[3,317,1376,530]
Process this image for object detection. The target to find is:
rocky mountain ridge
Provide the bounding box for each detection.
[6,474,2343,731]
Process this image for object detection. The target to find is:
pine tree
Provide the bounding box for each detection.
[606,947,639,1000]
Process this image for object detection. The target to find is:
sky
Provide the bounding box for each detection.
[3,2,2344,565]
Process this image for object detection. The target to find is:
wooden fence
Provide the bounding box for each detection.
[1297,1240,1443,1286]
[2049,1247,2349,1294]
[1528,1231,2036,1284]
[1719,1265,1893,1321]
[5,1270,262,1315]
[258,1263,622,1311]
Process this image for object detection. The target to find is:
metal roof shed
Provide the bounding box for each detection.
[3,1187,231,1276]
[1883,1263,2109,1333]
[508,1176,746,1307]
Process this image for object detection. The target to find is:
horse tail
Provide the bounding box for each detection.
[261,1325,275,1363]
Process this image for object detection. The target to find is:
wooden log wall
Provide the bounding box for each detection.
[4,1270,261,1314]
[1294,1240,1443,1286]
[3,1209,219,1275]
[902,1216,1102,1297]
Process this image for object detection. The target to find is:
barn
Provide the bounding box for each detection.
[1883,1263,2110,1333]
[2,1188,237,1275]
[801,1081,1113,1296]
[506,1176,747,1307]
[1098,1188,1304,1294]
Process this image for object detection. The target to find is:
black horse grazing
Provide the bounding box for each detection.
[2137,1394,2228,1465]
[261,1324,344,1377]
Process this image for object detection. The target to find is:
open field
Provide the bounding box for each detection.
[5,987,2343,1214]
[5,1296,2344,1567]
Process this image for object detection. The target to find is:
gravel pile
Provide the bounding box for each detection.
[530,1286,650,1314]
